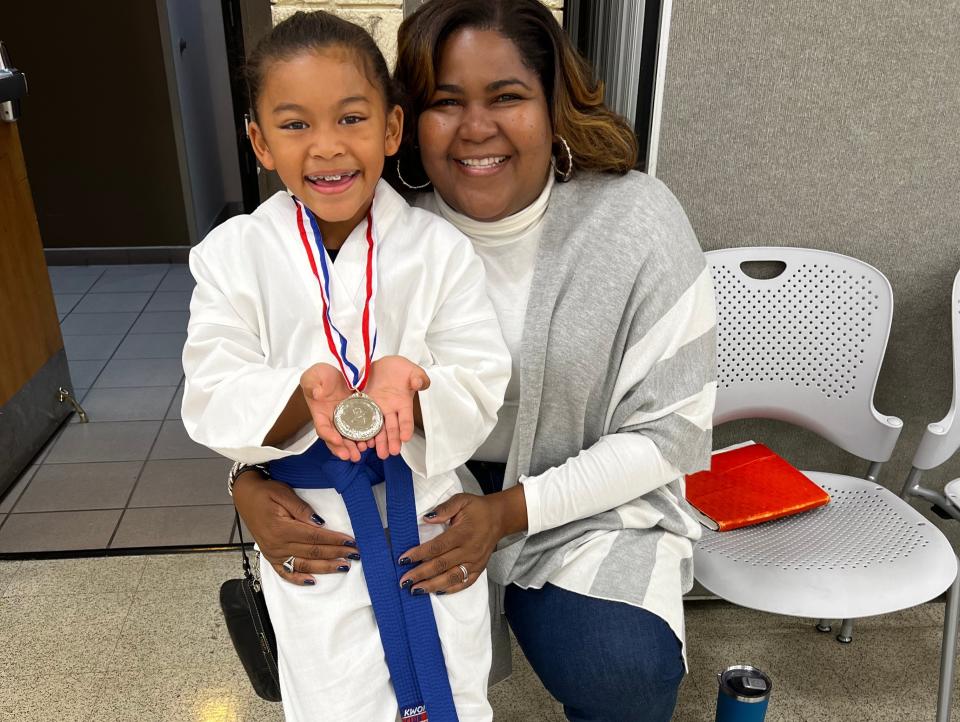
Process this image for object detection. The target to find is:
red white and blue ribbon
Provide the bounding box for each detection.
[293,196,378,391]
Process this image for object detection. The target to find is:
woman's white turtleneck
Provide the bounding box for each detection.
[419,174,554,462]
[418,175,667,541]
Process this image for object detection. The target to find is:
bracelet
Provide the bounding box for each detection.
[228,461,270,497]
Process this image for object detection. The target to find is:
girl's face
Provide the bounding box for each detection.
[417,29,554,222]
[249,48,402,241]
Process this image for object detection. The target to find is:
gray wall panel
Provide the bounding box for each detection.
[657,2,960,535]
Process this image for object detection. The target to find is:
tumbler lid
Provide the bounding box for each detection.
[717,665,772,703]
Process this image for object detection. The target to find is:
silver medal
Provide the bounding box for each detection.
[333,392,384,442]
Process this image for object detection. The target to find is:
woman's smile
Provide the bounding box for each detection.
[453,155,510,176]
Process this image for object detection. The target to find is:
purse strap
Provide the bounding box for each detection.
[234,509,256,582]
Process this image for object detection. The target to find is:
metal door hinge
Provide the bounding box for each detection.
[58,387,89,423]
[0,41,26,123]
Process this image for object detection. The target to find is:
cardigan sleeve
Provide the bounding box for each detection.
[518,174,716,535]
[520,265,715,533]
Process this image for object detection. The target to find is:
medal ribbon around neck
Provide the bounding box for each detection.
[293,196,378,392]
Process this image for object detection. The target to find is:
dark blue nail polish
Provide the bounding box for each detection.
[411,587,425,596]
[337,565,350,572]
[423,511,438,519]
[303,578,316,586]
[401,579,413,589]
[347,552,361,561]
[343,539,357,548]
[398,556,411,566]
[436,590,446,596]
[311,513,325,526]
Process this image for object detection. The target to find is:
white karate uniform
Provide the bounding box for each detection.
[181,180,509,722]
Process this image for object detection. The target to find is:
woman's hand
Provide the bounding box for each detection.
[396,485,528,595]
[300,362,361,461]
[364,355,431,458]
[232,470,360,586]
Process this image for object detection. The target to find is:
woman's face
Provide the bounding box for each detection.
[417,28,553,222]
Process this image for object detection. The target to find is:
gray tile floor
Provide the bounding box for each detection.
[0,264,241,554]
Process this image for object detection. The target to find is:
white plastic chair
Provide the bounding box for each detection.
[899,267,960,720]
[695,248,958,722]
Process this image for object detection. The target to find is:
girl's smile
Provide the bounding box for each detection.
[305,169,361,194]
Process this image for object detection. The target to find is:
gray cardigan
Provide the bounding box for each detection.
[487,170,716,635]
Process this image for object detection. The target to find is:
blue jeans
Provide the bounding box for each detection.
[504,583,685,722]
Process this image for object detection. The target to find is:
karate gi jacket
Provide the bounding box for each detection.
[182,180,510,514]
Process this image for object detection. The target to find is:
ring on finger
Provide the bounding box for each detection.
[282,555,296,574]
[457,563,469,584]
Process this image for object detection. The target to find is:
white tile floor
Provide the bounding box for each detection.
[0,264,239,554]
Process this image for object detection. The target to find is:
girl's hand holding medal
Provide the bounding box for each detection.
[300,362,362,462]
[300,357,429,462]
[362,355,431,459]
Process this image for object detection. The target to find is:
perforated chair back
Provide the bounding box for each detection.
[708,247,901,461]
[912,268,960,470]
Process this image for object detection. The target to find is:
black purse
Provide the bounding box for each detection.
[219,511,282,702]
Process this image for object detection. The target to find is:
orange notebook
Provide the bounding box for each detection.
[685,442,830,531]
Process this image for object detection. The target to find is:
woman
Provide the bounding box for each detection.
[231,1,716,719]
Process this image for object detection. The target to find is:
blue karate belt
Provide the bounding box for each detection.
[270,442,458,722]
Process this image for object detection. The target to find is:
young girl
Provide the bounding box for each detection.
[181,11,508,722]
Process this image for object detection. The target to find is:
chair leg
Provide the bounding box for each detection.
[836,618,854,644]
[815,619,832,633]
[937,568,960,722]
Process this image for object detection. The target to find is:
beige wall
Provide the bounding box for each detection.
[272,1,563,66]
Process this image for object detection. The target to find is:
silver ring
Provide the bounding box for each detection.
[457,563,469,584]
[282,556,296,574]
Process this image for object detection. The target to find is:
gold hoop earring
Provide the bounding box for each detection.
[396,157,431,190]
[553,135,573,182]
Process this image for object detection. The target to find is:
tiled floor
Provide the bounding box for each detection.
[0,264,243,554]
[0,551,957,721]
